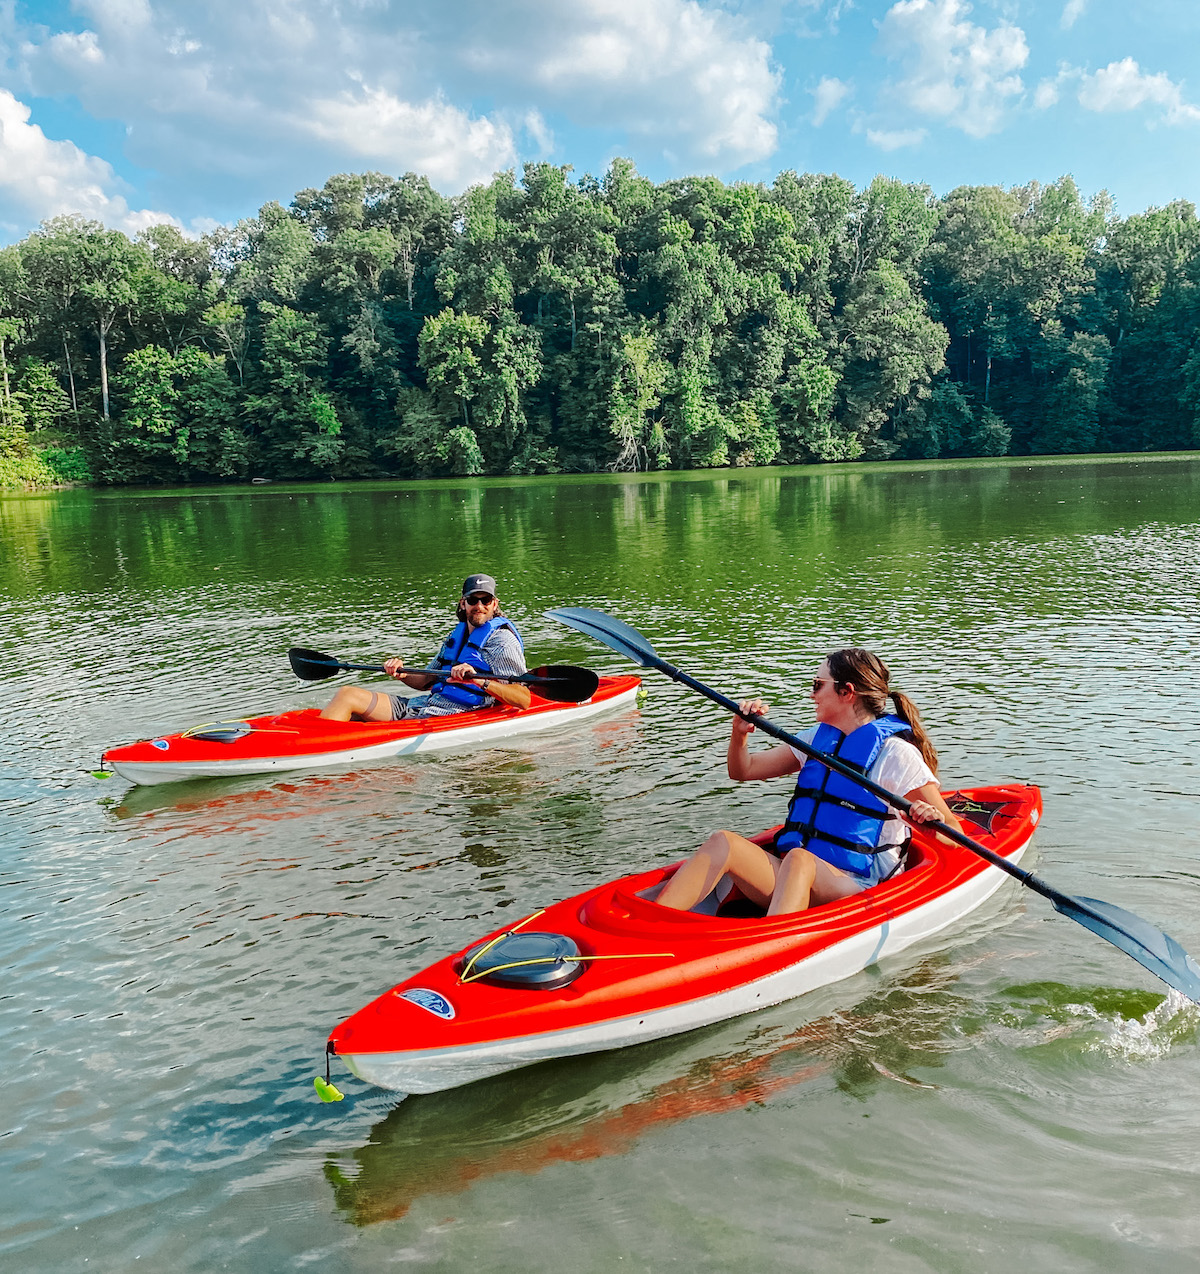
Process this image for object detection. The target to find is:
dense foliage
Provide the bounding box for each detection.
[2,162,1199,487]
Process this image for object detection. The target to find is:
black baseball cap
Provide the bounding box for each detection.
[462,574,498,597]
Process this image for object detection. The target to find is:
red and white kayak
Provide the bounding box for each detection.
[102,674,642,786]
[329,785,1042,1098]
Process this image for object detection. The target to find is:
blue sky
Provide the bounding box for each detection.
[0,0,1198,243]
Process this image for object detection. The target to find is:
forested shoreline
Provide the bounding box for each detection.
[1,160,1198,490]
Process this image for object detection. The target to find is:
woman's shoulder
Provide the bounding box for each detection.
[787,725,820,759]
[875,735,934,785]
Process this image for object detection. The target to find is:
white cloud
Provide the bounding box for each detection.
[866,125,927,150]
[1077,58,1200,125]
[1060,0,1086,30]
[463,0,780,164]
[8,0,781,223]
[306,88,517,190]
[1034,78,1060,110]
[875,0,1028,138]
[811,76,851,126]
[0,88,176,237]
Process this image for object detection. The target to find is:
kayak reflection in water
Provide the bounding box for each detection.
[319,573,530,722]
[656,648,964,916]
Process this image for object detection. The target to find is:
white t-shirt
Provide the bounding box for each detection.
[787,727,936,860]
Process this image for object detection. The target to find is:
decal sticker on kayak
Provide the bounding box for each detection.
[151,739,170,751]
[397,988,455,1020]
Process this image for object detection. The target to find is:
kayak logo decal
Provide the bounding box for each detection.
[151,739,170,751]
[397,988,455,1020]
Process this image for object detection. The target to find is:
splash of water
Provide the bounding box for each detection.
[1077,989,1199,1061]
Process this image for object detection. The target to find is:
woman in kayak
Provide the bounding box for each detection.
[319,573,530,722]
[655,648,963,915]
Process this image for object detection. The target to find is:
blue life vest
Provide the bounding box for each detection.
[774,715,914,878]
[429,617,524,707]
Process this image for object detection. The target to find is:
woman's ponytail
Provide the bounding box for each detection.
[889,689,938,775]
[827,648,940,775]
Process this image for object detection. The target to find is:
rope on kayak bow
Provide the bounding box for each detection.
[458,951,677,985]
[180,720,302,743]
[458,909,546,983]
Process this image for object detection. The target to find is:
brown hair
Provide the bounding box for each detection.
[825,648,938,774]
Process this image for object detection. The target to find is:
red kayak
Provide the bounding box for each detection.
[102,674,642,785]
[328,784,1041,1097]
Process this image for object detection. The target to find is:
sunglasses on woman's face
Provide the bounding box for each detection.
[811,678,828,694]
[466,593,496,605]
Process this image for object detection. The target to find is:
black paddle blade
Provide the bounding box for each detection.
[1054,895,1200,1004]
[545,607,658,668]
[528,665,600,704]
[288,647,342,681]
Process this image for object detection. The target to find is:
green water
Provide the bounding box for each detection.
[3,455,1200,1271]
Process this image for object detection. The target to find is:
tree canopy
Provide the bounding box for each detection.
[2,163,1198,488]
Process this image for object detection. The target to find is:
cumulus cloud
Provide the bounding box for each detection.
[306,88,517,190]
[874,0,1028,138]
[1033,78,1060,110]
[811,76,851,126]
[866,125,927,150]
[459,0,780,164]
[7,0,780,226]
[1077,58,1200,125]
[0,88,176,237]
[1060,0,1086,30]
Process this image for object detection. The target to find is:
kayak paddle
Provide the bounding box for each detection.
[287,647,599,705]
[546,606,1200,1004]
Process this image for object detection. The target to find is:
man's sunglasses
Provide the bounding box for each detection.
[465,593,496,605]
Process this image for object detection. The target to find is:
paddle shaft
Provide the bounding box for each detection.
[305,658,567,687]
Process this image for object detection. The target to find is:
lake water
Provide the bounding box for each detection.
[3,455,1200,1271]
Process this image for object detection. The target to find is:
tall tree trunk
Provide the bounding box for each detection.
[0,337,10,407]
[99,319,110,420]
[570,294,577,351]
[63,335,78,417]
[985,343,992,405]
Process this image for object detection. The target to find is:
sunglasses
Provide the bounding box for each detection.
[465,593,496,605]
[811,678,829,694]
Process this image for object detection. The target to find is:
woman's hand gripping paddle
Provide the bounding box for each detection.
[545,606,1200,1004]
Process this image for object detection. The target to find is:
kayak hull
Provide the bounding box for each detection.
[330,785,1041,1096]
[102,676,641,785]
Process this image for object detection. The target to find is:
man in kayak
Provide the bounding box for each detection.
[319,574,530,721]
[655,648,964,915]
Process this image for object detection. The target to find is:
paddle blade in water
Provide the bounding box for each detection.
[545,608,658,668]
[289,647,341,681]
[527,665,600,704]
[1054,895,1200,1004]
[314,1075,344,1102]
[91,770,113,780]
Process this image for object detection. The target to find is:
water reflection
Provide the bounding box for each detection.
[324,956,977,1225]
[6,457,1200,1271]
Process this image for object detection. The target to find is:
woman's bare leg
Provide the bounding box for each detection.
[768,850,865,915]
[656,831,780,911]
[319,686,395,722]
